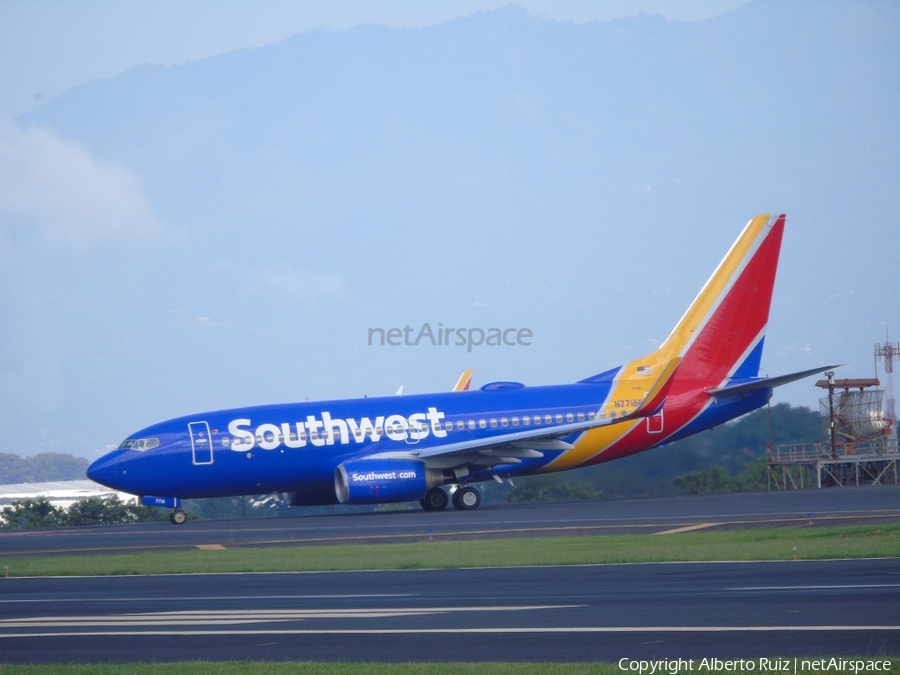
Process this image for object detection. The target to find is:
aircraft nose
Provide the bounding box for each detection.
[87,453,122,489]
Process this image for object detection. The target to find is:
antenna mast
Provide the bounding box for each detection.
[875,328,898,428]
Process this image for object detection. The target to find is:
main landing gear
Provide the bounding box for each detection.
[419,486,481,512]
[420,487,449,511]
[452,486,481,510]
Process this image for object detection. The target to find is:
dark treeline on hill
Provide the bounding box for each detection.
[0,453,89,484]
[1,404,823,524]
[507,403,824,501]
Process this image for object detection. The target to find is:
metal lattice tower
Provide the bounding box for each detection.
[875,330,898,427]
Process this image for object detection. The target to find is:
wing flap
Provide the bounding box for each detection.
[416,357,680,460]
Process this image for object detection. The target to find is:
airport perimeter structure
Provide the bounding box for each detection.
[767,434,899,489]
[767,373,899,490]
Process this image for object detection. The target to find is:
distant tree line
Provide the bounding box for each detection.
[0,496,170,529]
[505,403,823,500]
[0,453,89,484]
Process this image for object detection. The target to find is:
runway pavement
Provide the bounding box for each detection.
[1,558,897,663]
[2,485,899,558]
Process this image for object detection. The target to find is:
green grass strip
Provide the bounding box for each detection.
[2,523,898,577]
[1,660,899,675]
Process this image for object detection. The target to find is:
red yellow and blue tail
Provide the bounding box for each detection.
[547,214,830,470]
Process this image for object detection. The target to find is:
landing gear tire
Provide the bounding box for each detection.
[452,486,481,510]
[169,508,187,525]
[420,487,449,512]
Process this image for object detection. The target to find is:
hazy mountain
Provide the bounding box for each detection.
[2,1,896,458]
[0,453,90,484]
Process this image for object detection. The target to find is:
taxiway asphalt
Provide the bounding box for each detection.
[1,558,897,663]
[1,485,898,558]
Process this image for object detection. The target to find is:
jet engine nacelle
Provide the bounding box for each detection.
[334,459,442,505]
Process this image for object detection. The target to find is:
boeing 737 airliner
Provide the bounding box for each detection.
[88,214,835,523]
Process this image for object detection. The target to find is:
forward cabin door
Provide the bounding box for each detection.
[189,421,214,465]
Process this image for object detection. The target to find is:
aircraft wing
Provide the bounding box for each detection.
[707,364,841,399]
[414,358,680,461]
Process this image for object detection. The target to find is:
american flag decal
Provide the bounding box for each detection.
[637,366,652,376]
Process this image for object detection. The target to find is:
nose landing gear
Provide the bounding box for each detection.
[141,496,187,525]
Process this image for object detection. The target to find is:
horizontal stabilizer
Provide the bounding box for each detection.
[708,365,842,399]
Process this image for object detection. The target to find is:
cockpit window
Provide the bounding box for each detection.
[118,438,159,451]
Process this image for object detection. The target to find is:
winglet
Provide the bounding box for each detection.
[453,369,473,392]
